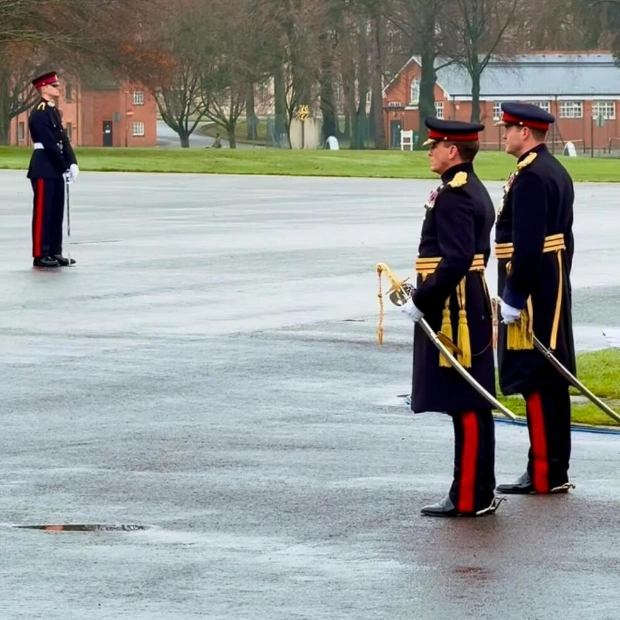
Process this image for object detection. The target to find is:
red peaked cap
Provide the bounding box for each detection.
[32,72,60,89]
[423,118,485,145]
[497,102,555,131]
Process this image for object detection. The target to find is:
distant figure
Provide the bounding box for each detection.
[211,133,222,149]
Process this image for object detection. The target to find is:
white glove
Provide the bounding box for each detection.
[500,299,521,324]
[401,298,424,323]
[69,163,79,182]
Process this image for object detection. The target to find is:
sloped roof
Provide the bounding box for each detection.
[437,53,620,98]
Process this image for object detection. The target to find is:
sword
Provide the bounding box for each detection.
[65,179,72,266]
[418,317,517,421]
[532,335,620,425]
[496,297,620,424]
[376,263,518,422]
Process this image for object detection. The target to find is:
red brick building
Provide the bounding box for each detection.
[9,78,158,147]
[383,52,620,152]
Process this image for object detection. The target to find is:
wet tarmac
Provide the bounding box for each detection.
[0,171,619,619]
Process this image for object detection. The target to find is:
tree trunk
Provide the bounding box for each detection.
[352,17,369,150]
[369,7,386,149]
[227,129,237,148]
[0,71,12,145]
[470,60,481,123]
[273,64,287,145]
[418,47,437,145]
[319,37,337,144]
[246,85,257,140]
[0,118,9,145]
[178,129,190,148]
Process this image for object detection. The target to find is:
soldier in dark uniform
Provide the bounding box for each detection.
[494,102,576,495]
[400,118,499,517]
[27,71,79,268]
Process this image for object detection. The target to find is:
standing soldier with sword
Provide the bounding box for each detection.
[397,118,501,517]
[494,103,576,495]
[27,71,79,268]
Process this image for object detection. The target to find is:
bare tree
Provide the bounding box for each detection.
[264,0,325,144]
[0,44,42,144]
[198,0,274,148]
[441,0,520,123]
[390,0,452,143]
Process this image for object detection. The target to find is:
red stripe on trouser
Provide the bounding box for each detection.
[527,392,549,493]
[33,179,45,257]
[458,411,479,514]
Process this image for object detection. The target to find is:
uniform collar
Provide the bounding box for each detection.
[440,161,473,184]
[518,143,546,163]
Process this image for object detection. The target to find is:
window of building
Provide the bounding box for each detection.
[559,101,583,118]
[65,122,72,139]
[493,102,502,120]
[409,78,420,106]
[435,101,444,119]
[133,91,145,106]
[18,122,25,141]
[529,101,550,113]
[132,122,145,137]
[592,101,616,120]
[65,83,73,102]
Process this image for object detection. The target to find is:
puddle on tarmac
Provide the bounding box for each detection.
[13,524,149,533]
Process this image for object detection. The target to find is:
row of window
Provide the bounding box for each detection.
[431,99,616,120]
[492,101,615,120]
[62,87,146,106]
[17,121,146,140]
[410,78,617,120]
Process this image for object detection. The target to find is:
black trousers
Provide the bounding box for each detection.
[524,386,571,492]
[448,409,496,513]
[31,178,65,258]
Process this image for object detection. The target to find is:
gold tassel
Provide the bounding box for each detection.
[457,309,472,368]
[377,268,385,345]
[439,297,452,367]
[507,302,534,350]
[456,280,472,368]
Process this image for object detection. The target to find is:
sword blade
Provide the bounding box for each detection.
[419,317,517,422]
[533,336,620,425]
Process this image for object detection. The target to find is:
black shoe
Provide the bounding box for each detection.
[53,255,76,266]
[33,256,60,268]
[420,495,504,518]
[496,472,535,494]
[497,473,574,495]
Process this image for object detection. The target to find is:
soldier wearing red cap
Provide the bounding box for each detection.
[494,102,576,495]
[400,118,500,517]
[27,71,79,268]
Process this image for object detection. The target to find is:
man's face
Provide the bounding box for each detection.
[40,82,61,100]
[428,141,457,175]
[502,124,526,157]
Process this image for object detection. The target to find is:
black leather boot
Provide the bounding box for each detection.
[54,255,76,266]
[421,495,505,517]
[496,472,535,494]
[420,496,459,517]
[33,256,60,268]
[497,472,574,495]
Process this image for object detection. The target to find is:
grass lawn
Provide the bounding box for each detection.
[498,349,620,427]
[2,146,620,182]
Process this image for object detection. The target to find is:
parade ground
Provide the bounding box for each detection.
[0,170,619,619]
